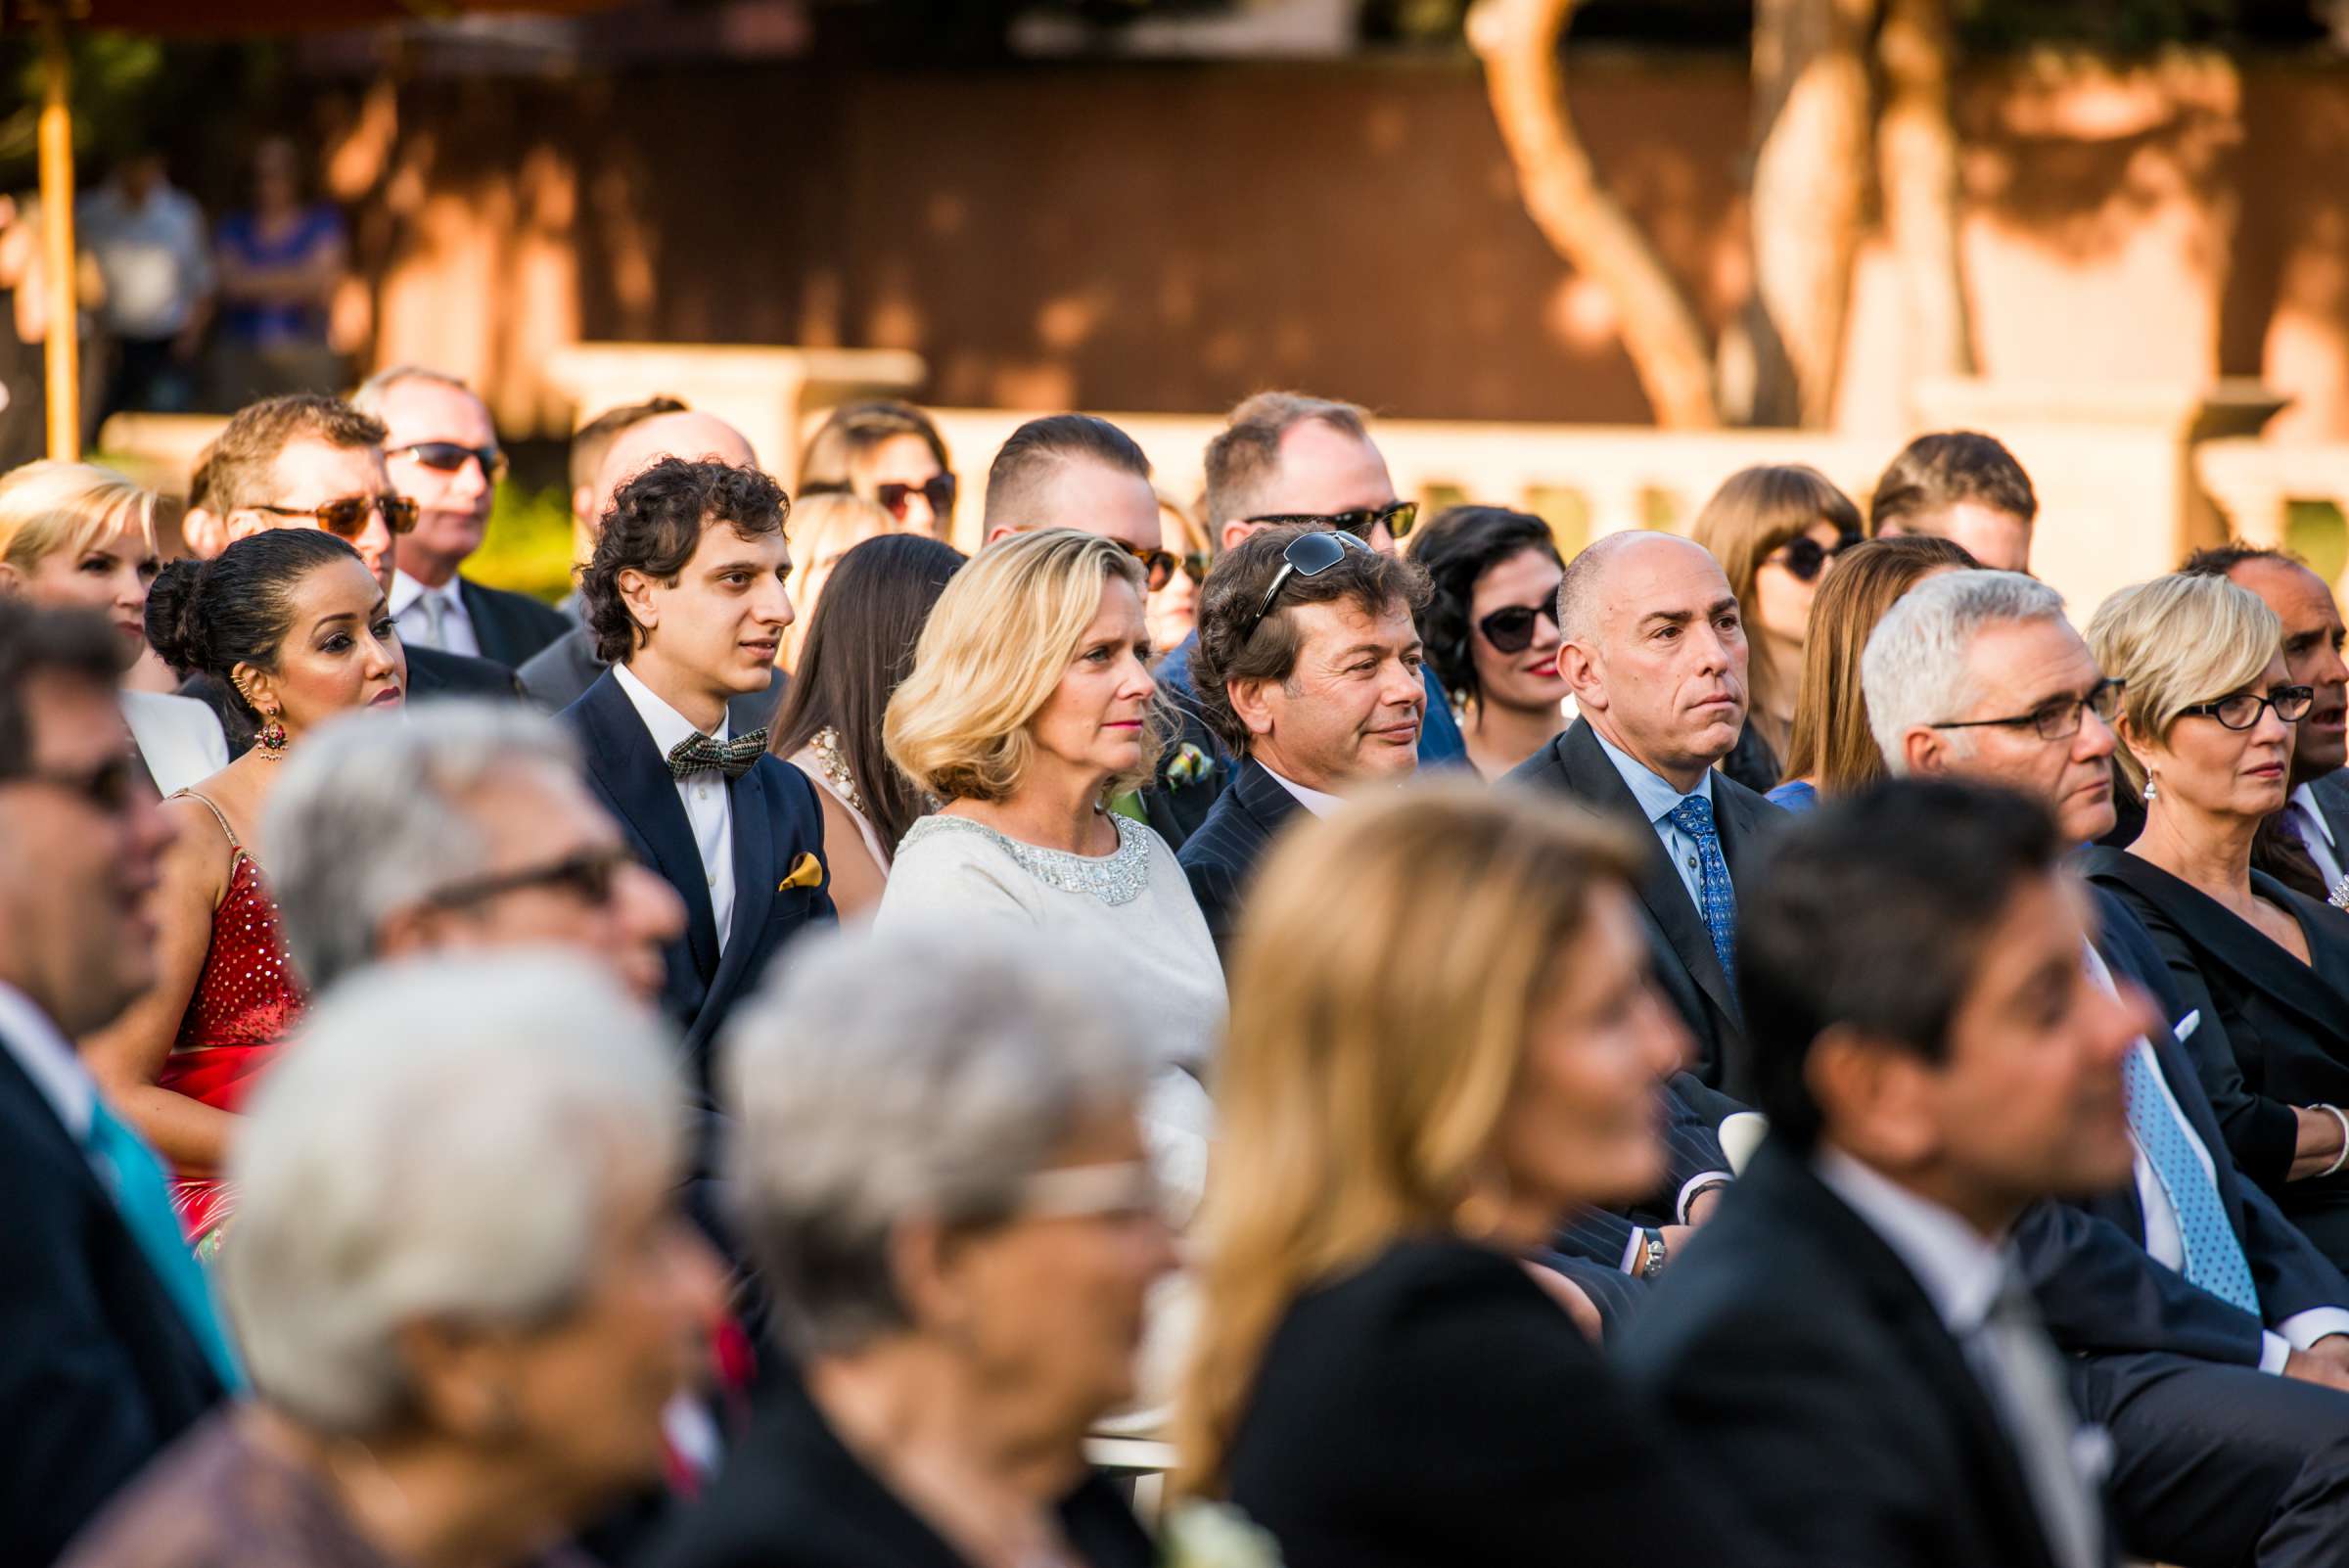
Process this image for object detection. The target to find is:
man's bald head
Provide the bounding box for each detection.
[1557,530,1721,646]
[588,412,758,532]
[1555,530,1749,791]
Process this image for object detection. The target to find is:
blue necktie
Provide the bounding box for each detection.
[82,1096,244,1390]
[2122,1045,2260,1316]
[1667,794,1738,988]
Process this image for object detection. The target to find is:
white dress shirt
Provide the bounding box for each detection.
[391,569,481,659]
[2081,941,2349,1371]
[1592,727,1716,913]
[2287,784,2345,894]
[1263,763,1348,819]
[0,981,97,1153]
[615,663,736,953]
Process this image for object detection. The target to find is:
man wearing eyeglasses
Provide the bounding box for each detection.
[353,366,570,669]
[1866,567,2349,1568]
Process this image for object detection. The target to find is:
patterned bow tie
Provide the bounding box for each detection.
[667,729,769,781]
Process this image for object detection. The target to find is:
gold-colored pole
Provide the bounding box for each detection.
[37,4,79,460]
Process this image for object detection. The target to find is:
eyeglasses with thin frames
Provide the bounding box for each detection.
[421,844,637,912]
[1927,677,2127,743]
[2177,684,2317,731]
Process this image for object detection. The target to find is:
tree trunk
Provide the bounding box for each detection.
[1877,0,1974,386]
[1467,0,1721,429]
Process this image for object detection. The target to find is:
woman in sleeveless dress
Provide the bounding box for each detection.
[83,531,404,1256]
[768,532,963,918]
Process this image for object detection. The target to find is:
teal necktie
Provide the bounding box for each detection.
[81,1096,244,1390]
[2123,1046,2260,1315]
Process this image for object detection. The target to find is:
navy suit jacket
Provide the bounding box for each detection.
[1177,755,1303,960]
[561,670,835,1101]
[1501,717,1781,1102]
[456,576,571,670]
[521,623,785,736]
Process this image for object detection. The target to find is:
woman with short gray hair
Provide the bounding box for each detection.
[646,923,1172,1568]
[61,954,727,1568]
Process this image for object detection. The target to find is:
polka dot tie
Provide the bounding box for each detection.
[1666,794,1738,989]
[2123,1044,2259,1315]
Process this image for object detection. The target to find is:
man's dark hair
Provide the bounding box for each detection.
[1869,430,2038,534]
[2180,541,2299,579]
[1409,506,1562,704]
[579,458,790,666]
[569,395,688,496]
[1192,523,1432,757]
[1738,778,2063,1152]
[981,414,1152,533]
[0,601,120,777]
[207,394,388,516]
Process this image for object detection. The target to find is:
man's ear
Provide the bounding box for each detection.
[616,567,660,640]
[1227,675,1279,741]
[570,484,597,535]
[218,509,267,551]
[180,506,227,560]
[1807,1025,1941,1172]
[1219,519,1256,554]
[983,523,1018,547]
[1556,639,1605,714]
[0,561,21,593]
[1900,724,1949,778]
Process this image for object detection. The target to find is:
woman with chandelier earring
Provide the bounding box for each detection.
[83,529,405,1257]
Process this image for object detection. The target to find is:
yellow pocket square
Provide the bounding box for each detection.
[779,852,825,892]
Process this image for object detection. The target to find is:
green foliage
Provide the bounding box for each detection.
[465,484,577,606]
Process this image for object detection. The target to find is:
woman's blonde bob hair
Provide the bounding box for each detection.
[2085,573,2283,794]
[0,459,161,577]
[1170,781,1641,1498]
[885,528,1161,803]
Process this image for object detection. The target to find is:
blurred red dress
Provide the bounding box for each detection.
[159,793,304,1258]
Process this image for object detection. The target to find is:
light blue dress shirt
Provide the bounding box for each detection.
[1592,727,1716,913]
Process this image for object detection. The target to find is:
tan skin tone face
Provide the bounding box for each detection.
[1751,519,1846,652]
[1222,422,1403,556]
[1230,595,1425,794]
[1024,578,1157,788]
[225,438,403,596]
[2,518,159,667]
[2231,556,2349,782]
[1884,503,2031,575]
[1561,534,1749,794]
[860,433,949,539]
[1146,501,1201,650]
[2130,654,2299,829]
[1900,618,2121,846]
[383,380,499,587]
[618,520,794,735]
[1466,546,1567,716]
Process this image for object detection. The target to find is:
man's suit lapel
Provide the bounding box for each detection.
[703,762,777,1012]
[455,579,506,667]
[1232,757,1304,852]
[575,672,722,979]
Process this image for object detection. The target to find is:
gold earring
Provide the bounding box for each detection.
[255,709,288,759]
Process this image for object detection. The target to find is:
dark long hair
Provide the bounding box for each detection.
[146,530,364,727]
[771,532,965,850]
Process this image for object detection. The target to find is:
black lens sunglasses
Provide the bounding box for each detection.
[1477,599,1559,655]
[392,440,509,483]
[1244,500,1418,543]
[1771,530,1864,583]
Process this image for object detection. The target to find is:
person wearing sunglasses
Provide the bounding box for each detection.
[353,366,570,669]
[798,398,957,541]
[1688,464,1865,794]
[1144,491,1214,655]
[1410,506,1568,780]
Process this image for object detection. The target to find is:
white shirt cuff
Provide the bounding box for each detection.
[1677,1171,1733,1224]
[2280,1308,2349,1353]
[2261,1330,2291,1375]
[1619,1228,1645,1275]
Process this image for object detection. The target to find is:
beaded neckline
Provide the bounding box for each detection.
[899,812,1153,906]
[809,726,865,819]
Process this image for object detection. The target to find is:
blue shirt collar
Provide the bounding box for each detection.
[1591,725,1712,826]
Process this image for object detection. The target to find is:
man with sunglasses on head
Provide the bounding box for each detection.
[352,365,570,669]
[177,394,517,750]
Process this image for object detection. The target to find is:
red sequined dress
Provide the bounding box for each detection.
[160,791,305,1257]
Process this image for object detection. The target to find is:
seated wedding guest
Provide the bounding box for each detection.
[1409,505,1567,780]
[769,533,965,919]
[83,530,402,1257]
[563,456,834,1124]
[1170,784,1753,1566]
[779,490,896,672]
[1504,529,1782,1102]
[560,395,685,618]
[520,408,784,730]
[0,459,227,793]
[1179,524,1429,956]
[0,602,233,1566]
[881,529,1221,1203]
[266,701,685,1000]
[1624,781,2137,1568]
[1688,464,1864,793]
[1767,534,1975,811]
[61,954,728,1568]
[798,398,957,540]
[1145,491,1211,653]
[1867,429,2037,574]
[1867,568,2349,1566]
[647,923,1171,1568]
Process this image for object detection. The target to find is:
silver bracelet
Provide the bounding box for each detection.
[2318,1103,2349,1180]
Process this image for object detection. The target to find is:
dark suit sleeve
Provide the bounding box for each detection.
[1180,854,1240,965]
[2131,901,2300,1191]
[2011,1199,2265,1365]
[2238,1172,2349,1325]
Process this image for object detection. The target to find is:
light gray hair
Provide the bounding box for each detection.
[347,364,477,420]
[221,953,685,1434]
[720,921,1151,1360]
[1862,569,2069,773]
[263,701,583,992]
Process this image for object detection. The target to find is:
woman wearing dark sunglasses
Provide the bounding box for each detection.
[798,399,958,541]
[1688,465,1864,793]
[1410,506,1567,780]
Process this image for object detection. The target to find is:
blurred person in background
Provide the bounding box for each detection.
[78,150,210,422]
[647,923,1170,1568]
[771,533,965,919]
[86,530,402,1256]
[1767,534,1977,812]
[779,490,897,674]
[1867,430,2037,576]
[61,955,728,1568]
[1409,505,1566,780]
[1689,465,1864,794]
[1146,491,1211,654]
[209,138,346,406]
[353,365,569,669]
[561,395,687,620]
[799,398,956,541]
[1172,785,1752,1566]
[0,459,227,792]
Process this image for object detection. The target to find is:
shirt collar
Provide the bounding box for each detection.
[390,570,463,621]
[0,980,94,1139]
[614,661,728,752]
[2292,782,2338,850]
[1814,1142,2009,1336]
[1261,763,1350,819]
[1590,725,1712,826]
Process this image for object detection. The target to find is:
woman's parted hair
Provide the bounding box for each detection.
[0,460,161,576]
[798,399,951,491]
[579,458,790,666]
[1170,782,1641,1498]
[144,530,364,722]
[1406,506,1560,705]
[884,529,1160,805]
[1689,465,1863,732]
[2086,572,2283,794]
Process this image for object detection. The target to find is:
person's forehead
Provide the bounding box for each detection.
[1958,616,2096,705]
[684,519,789,570]
[1958,869,2078,1014]
[1040,461,1160,547]
[466,763,614,854]
[861,433,942,483]
[1290,591,1415,650]
[1471,545,1562,607]
[1254,421,1394,514]
[381,379,492,445]
[596,415,756,499]
[1599,536,1730,614]
[268,438,385,506]
[2234,557,2341,628]
[24,673,126,768]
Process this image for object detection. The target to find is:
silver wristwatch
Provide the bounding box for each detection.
[1637,1227,1669,1280]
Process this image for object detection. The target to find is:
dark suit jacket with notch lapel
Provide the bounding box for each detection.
[455,576,571,669]
[2307,769,2349,857]
[0,1042,223,1567]
[1621,1139,2095,1568]
[562,669,835,1107]
[520,623,786,736]
[1501,716,1781,1103]
[1176,754,1303,961]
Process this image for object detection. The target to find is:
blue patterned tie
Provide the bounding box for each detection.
[1666,794,1738,988]
[2122,1045,2259,1315]
[82,1096,244,1389]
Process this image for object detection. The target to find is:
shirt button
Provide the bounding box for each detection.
[1686,857,1699,872]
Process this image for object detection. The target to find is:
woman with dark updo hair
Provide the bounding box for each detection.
[84,529,405,1256]
[1409,506,1567,779]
